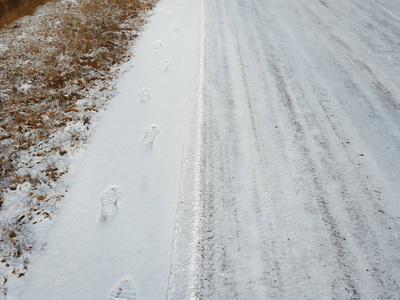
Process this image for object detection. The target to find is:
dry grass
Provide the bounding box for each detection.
[0,0,157,204]
[0,0,54,29]
[0,0,158,292]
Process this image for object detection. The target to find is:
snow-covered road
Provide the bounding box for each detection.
[168,0,400,299]
[7,0,400,299]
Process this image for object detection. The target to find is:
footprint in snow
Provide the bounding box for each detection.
[139,124,160,152]
[99,186,121,223]
[152,40,163,49]
[109,277,137,300]
[158,59,171,72]
[171,23,180,32]
[138,88,151,103]
[176,0,184,6]
[167,10,175,17]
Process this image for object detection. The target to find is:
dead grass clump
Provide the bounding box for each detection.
[0,219,33,264]
[0,0,158,290]
[0,0,54,29]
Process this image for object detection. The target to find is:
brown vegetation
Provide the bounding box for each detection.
[0,0,54,29]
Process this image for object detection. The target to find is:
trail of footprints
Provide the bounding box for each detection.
[100,2,184,297]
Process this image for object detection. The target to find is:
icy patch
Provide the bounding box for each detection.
[99,186,121,223]
[138,88,151,103]
[152,40,163,49]
[109,277,137,300]
[139,124,160,145]
[158,59,171,72]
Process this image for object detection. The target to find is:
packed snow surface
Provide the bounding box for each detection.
[7,0,400,299]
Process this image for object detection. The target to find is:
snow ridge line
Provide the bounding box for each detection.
[166,0,206,298]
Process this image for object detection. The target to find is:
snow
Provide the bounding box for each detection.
[6,0,400,299]
[168,0,400,299]
[6,0,197,298]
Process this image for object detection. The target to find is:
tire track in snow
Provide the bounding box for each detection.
[299,1,400,113]
[209,0,361,296]
[294,5,400,299]
[170,0,287,297]
[167,0,207,297]
[195,0,290,297]
[265,51,360,298]
[168,0,274,297]
[221,0,286,297]
[371,0,400,22]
